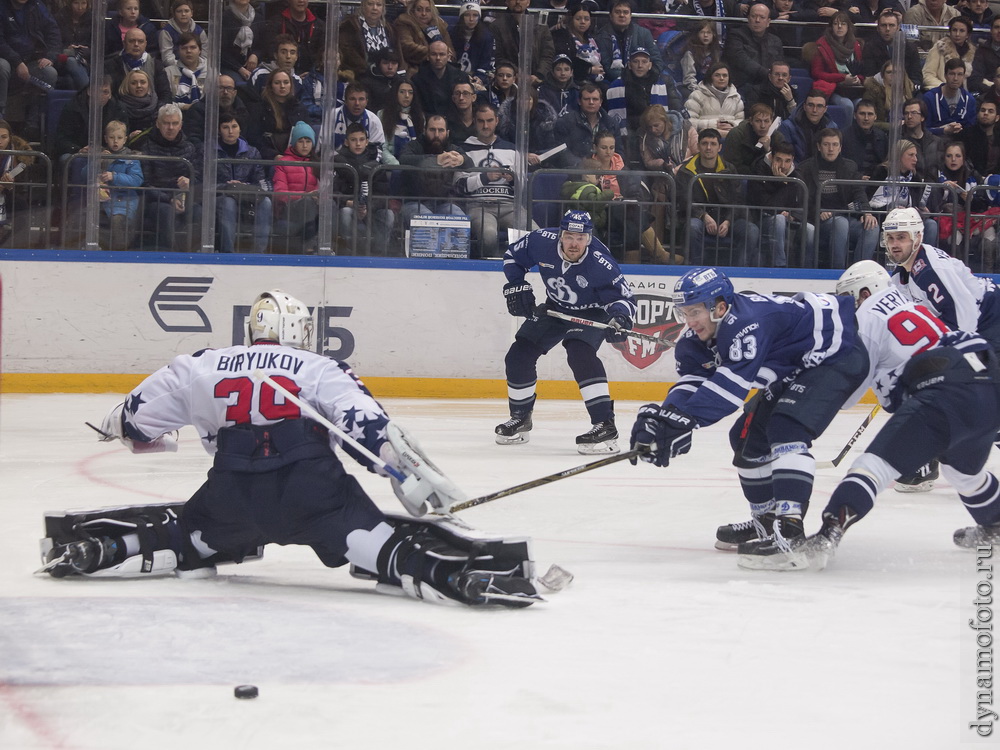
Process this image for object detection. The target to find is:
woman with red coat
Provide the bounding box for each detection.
[811,12,864,120]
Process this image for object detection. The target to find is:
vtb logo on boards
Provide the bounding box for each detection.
[611,293,683,369]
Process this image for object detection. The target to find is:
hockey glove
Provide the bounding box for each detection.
[604,314,633,343]
[503,281,535,318]
[97,402,178,453]
[384,422,467,516]
[629,404,695,468]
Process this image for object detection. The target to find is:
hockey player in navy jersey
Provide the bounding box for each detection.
[496,210,637,454]
[749,261,1000,570]
[629,267,870,555]
[884,206,1000,491]
[38,290,540,608]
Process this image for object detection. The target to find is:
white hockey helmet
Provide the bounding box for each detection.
[836,260,890,304]
[881,206,924,246]
[247,290,314,349]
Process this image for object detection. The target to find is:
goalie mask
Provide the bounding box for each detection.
[247,290,314,350]
[836,260,890,306]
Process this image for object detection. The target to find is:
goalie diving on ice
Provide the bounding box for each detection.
[39,289,541,608]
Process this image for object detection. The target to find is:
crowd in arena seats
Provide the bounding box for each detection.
[3,0,1000,267]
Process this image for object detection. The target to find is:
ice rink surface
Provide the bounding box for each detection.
[0,394,988,749]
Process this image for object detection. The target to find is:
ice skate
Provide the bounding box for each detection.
[576,419,619,455]
[736,516,806,571]
[715,512,775,551]
[894,460,939,493]
[954,522,1000,548]
[39,536,117,578]
[495,414,532,445]
[450,569,543,608]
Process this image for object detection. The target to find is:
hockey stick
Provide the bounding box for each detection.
[449,447,648,512]
[546,309,677,349]
[251,370,407,483]
[816,404,882,470]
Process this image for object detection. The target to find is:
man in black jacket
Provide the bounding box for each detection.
[962,98,1000,175]
[722,3,784,94]
[54,76,129,163]
[840,100,889,179]
[183,74,252,148]
[744,60,797,121]
[399,114,471,226]
[860,10,923,92]
[0,0,60,132]
[142,103,202,251]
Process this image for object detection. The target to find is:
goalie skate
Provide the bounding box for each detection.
[954,522,1000,548]
[450,569,543,608]
[496,414,532,445]
[576,420,619,455]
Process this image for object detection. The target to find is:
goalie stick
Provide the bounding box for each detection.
[449,448,648,512]
[545,309,676,349]
[816,404,882,470]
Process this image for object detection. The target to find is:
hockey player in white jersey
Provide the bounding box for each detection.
[39,290,540,608]
[750,261,1000,570]
[883,206,1000,491]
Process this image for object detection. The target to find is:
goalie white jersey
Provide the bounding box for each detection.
[854,286,950,409]
[118,342,391,460]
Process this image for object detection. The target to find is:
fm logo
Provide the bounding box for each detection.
[610,294,683,369]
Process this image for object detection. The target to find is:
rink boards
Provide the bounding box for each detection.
[0,250,854,397]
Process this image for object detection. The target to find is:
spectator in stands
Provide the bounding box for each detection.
[264,0,324,75]
[677,127,761,266]
[55,0,92,91]
[861,60,912,126]
[811,12,865,120]
[450,1,494,92]
[971,18,1000,96]
[723,3,783,94]
[0,0,60,132]
[962,0,994,30]
[455,101,530,257]
[395,0,455,76]
[744,60,797,121]
[860,10,923,91]
[750,141,813,267]
[334,122,397,253]
[550,0,602,85]
[446,78,477,142]
[638,103,695,170]
[491,0,555,86]
[553,82,624,166]
[721,102,775,174]
[107,27,172,105]
[774,89,837,162]
[159,0,207,69]
[983,67,1000,107]
[796,127,878,268]
[869,138,939,245]
[538,54,580,118]
[923,57,976,136]
[220,0,263,84]
[247,69,310,159]
[92,119,142,251]
[902,96,945,174]
[361,47,405,114]
[332,82,390,154]
[0,120,39,245]
[398,113,470,225]
[670,0,739,36]
[55,75,128,164]
[589,129,650,262]
[379,75,425,157]
[340,0,398,79]
[273,119,319,253]
[933,140,988,253]
[183,74,251,148]
[606,47,670,134]
[104,0,157,58]
[962,98,1000,176]
[923,16,975,89]
[142,103,201,252]
[117,69,159,143]
[498,87,559,160]
[165,32,207,111]
[412,39,467,117]
[680,20,722,98]
[905,0,960,50]
[488,60,517,109]
[840,99,888,178]
[215,113,272,254]
[685,62,745,138]
[250,34,302,94]
[595,0,662,84]
[853,0,898,41]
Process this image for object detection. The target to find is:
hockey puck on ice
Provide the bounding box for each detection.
[234,685,259,699]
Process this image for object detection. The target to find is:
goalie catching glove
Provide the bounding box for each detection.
[98,402,178,454]
[379,421,467,516]
[629,404,696,467]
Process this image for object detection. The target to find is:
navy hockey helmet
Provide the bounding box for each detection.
[672,267,734,322]
[560,210,594,236]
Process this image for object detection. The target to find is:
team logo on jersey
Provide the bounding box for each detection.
[912,259,927,276]
[576,275,589,288]
[610,293,683,370]
[148,276,213,332]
